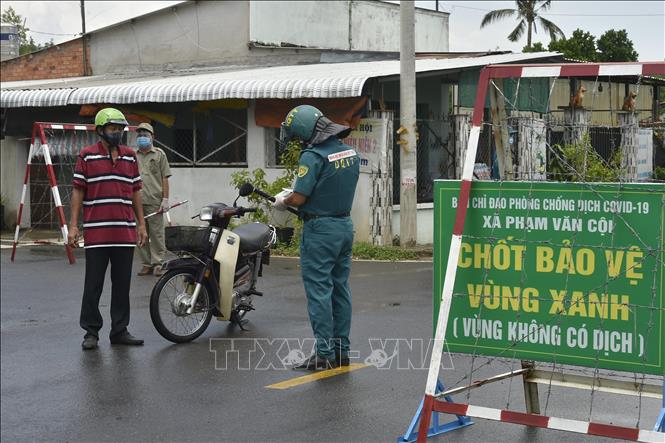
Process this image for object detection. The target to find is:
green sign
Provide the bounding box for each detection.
[434,181,665,375]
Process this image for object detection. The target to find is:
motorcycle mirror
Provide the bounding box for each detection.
[238,182,254,197]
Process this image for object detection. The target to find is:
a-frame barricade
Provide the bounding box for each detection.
[11,122,75,264]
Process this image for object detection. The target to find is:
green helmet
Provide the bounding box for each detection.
[280,105,323,143]
[94,108,128,128]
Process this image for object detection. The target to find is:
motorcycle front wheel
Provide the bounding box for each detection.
[150,270,214,343]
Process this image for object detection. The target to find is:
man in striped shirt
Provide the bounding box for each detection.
[67,108,148,350]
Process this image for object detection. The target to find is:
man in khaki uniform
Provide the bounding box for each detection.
[135,123,172,276]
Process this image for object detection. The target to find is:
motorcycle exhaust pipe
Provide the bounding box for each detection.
[235,264,250,279]
[234,264,251,286]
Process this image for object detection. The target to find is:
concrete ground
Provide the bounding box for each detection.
[1,246,661,442]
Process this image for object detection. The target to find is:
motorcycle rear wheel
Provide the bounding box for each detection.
[150,270,214,343]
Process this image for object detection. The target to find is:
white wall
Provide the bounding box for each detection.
[88,0,449,74]
[351,1,449,52]
[350,173,371,242]
[246,101,267,171]
[250,1,350,49]
[0,136,30,229]
[250,0,449,52]
[392,204,434,245]
[89,1,250,74]
[168,165,379,241]
[167,167,242,225]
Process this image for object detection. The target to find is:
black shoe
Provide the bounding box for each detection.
[335,351,350,367]
[110,332,144,346]
[82,334,98,350]
[294,354,338,371]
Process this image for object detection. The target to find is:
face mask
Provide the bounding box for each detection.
[137,136,152,150]
[101,131,123,147]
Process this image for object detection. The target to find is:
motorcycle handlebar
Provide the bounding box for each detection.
[252,188,299,216]
[191,207,257,220]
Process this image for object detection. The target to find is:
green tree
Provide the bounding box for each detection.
[597,29,638,62]
[522,41,545,52]
[548,28,597,61]
[481,0,565,50]
[1,6,51,55]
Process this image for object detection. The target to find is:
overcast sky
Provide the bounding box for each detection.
[3,1,664,60]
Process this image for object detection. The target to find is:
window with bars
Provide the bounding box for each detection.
[265,127,288,168]
[153,108,247,167]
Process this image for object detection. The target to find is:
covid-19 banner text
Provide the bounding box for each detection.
[434,181,665,375]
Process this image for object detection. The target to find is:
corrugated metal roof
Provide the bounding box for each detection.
[1,88,76,107]
[0,52,561,108]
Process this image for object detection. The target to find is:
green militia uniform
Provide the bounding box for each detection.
[294,137,360,360]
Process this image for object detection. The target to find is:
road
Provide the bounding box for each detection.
[1,247,660,442]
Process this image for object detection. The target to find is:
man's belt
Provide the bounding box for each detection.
[301,212,350,221]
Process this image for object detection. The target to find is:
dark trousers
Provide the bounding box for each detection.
[80,247,134,338]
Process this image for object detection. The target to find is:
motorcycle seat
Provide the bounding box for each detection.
[232,223,272,252]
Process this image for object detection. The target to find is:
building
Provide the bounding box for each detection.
[1,0,573,244]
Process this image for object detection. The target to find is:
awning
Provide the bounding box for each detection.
[0,52,562,108]
[1,88,76,107]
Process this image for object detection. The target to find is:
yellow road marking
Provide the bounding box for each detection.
[266,363,368,390]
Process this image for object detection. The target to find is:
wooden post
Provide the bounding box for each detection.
[489,78,513,179]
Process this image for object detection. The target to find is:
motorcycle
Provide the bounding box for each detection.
[149,183,297,343]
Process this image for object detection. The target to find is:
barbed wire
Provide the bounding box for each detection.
[440,72,663,428]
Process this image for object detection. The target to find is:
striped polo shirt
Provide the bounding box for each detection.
[72,142,142,248]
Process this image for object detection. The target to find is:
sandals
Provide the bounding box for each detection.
[137,266,154,276]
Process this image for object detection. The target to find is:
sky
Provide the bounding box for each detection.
[2,1,664,61]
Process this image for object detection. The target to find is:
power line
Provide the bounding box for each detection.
[28,30,80,36]
[543,12,664,17]
[443,2,664,16]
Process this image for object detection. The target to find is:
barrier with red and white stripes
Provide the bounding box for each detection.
[432,401,663,443]
[409,61,665,443]
[11,122,138,264]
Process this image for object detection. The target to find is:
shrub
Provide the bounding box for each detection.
[548,133,623,182]
[230,140,301,224]
[654,166,665,181]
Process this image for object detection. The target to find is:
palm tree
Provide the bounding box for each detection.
[481,0,565,49]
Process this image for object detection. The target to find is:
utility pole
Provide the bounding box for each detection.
[80,0,88,76]
[399,0,417,246]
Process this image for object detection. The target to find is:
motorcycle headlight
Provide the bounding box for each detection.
[200,206,213,221]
